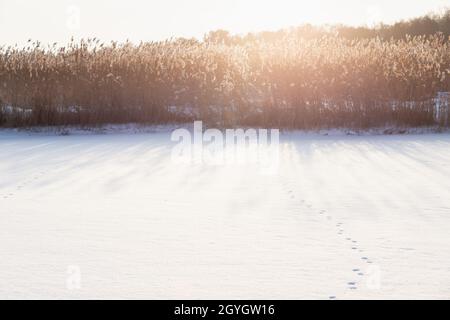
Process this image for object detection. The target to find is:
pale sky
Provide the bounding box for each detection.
[0,0,449,46]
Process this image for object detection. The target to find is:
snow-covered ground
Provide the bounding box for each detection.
[1,128,450,299]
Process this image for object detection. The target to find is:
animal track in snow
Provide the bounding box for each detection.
[352,268,364,276]
[347,280,358,290]
[282,184,379,298]
[1,170,49,200]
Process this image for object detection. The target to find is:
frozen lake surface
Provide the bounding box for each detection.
[1,129,450,299]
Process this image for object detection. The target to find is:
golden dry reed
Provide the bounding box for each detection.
[0,34,449,128]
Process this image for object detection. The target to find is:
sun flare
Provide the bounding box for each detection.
[0,0,448,45]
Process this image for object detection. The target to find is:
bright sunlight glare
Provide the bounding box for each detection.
[0,0,449,45]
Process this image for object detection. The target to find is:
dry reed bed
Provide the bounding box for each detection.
[0,35,449,128]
